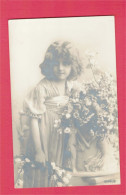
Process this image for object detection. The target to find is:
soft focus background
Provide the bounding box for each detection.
[8,16,117,156]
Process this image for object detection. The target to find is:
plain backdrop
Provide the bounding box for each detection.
[8,16,117,155]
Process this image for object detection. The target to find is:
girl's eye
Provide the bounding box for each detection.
[63,61,70,66]
[62,59,71,66]
[54,62,60,66]
[53,60,71,67]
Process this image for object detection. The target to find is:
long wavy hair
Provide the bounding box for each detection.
[39,41,83,80]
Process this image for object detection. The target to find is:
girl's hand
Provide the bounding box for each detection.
[35,150,46,166]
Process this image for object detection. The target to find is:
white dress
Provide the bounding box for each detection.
[20,78,70,187]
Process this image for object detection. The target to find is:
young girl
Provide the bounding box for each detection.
[19,40,83,187]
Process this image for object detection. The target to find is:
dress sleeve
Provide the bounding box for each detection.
[21,84,46,119]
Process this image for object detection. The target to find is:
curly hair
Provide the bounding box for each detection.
[39,41,83,80]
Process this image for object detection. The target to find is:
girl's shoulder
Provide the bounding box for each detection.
[37,77,50,88]
[35,77,51,92]
[26,78,48,99]
[23,78,48,115]
[37,77,49,87]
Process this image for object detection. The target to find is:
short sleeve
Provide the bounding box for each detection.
[21,83,46,118]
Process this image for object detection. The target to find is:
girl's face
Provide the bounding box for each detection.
[53,60,72,81]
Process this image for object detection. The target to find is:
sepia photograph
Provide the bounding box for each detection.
[8,16,120,188]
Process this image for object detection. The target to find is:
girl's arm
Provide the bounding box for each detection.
[31,118,45,165]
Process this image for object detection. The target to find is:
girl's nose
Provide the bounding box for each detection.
[59,63,64,70]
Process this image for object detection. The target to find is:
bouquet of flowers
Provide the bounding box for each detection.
[54,72,118,139]
[50,162,72,187]
[14,156,32,188]
[14,156,72,188]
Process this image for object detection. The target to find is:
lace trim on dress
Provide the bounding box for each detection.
[20,110,42,119]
